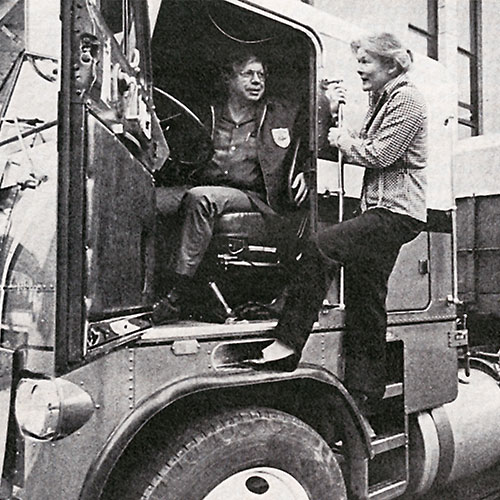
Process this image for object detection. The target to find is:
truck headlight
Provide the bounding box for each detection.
[15,378,94,440]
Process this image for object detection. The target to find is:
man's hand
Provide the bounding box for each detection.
[323,82,346,116]
[292,172,308,206]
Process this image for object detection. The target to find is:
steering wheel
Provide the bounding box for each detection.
[153,87,213,180]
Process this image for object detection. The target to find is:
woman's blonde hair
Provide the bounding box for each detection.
[351,32,413,74]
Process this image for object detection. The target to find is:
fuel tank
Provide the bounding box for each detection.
[409,366,500,495]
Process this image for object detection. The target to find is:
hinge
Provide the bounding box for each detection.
[448,329,468,348]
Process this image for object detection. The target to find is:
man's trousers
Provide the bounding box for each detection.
[156,185,265,278]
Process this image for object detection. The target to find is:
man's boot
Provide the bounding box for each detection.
[151,274,191,325]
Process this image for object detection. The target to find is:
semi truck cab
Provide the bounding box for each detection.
[0,1,499,499]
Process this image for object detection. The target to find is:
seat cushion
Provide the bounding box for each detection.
[214,212,287,246]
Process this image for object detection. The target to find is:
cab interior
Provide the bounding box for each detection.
[149,0,319,322]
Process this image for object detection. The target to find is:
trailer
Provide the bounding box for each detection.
[454,136,500,350]
[0,1,499,499]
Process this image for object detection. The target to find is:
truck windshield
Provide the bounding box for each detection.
[0,53,58,350]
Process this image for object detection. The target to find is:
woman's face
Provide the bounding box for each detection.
[355,48,395,93]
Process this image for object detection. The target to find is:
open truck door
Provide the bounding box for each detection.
[59,0,169,366]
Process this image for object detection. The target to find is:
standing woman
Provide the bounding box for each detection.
[245,32,427,414]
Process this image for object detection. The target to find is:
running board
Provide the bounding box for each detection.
[371,432,407,455]
[368,479,408,500]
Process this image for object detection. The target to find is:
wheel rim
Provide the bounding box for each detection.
[202,467,310,500]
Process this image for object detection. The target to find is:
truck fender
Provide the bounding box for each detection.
[79,364,371,500]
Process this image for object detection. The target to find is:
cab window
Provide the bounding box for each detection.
[100,0,143,74]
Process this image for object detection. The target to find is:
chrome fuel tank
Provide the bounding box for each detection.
[409,366,500,495]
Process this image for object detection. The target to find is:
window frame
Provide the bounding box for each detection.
[457,0,482,137]
[408,0,438,60]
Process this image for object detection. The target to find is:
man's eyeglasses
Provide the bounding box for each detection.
[238,70,266,81]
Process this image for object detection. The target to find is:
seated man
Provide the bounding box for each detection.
[152,49,308,324]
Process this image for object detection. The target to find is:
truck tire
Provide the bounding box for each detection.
[108,407,347,500]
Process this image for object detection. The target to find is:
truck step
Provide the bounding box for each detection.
[368,479,408,500]
[383,382,403,399]
[371,432,407,455]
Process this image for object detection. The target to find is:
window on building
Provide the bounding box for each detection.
[408,0,438,60]
[457,0,481,138]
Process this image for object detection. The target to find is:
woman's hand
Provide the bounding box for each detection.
[328,120,357,149]
[328,127,341,148]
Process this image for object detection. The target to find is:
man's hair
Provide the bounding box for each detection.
[220,48,267,82]
[351,32,413,75]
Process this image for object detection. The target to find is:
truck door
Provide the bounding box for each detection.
[59,0,168,366]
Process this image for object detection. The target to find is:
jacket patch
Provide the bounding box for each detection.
[271,128,291,148]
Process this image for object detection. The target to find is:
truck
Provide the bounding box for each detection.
[454,138,500,350]
[0,0,499,498]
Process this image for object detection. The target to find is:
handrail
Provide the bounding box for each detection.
[337,103,345,309]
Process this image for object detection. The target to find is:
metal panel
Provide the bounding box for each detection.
[85,115,156,319]
[387,232,431,312]
[0,348,13,477]
[21,348,132,499]
[477,252,500,294]
[393,321,458,413]
[475,194,500,248]
[426,232,454,314]
[457,195,500,314]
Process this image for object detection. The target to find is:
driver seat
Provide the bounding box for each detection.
[213,211,306,269]
[207,141,308,319]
